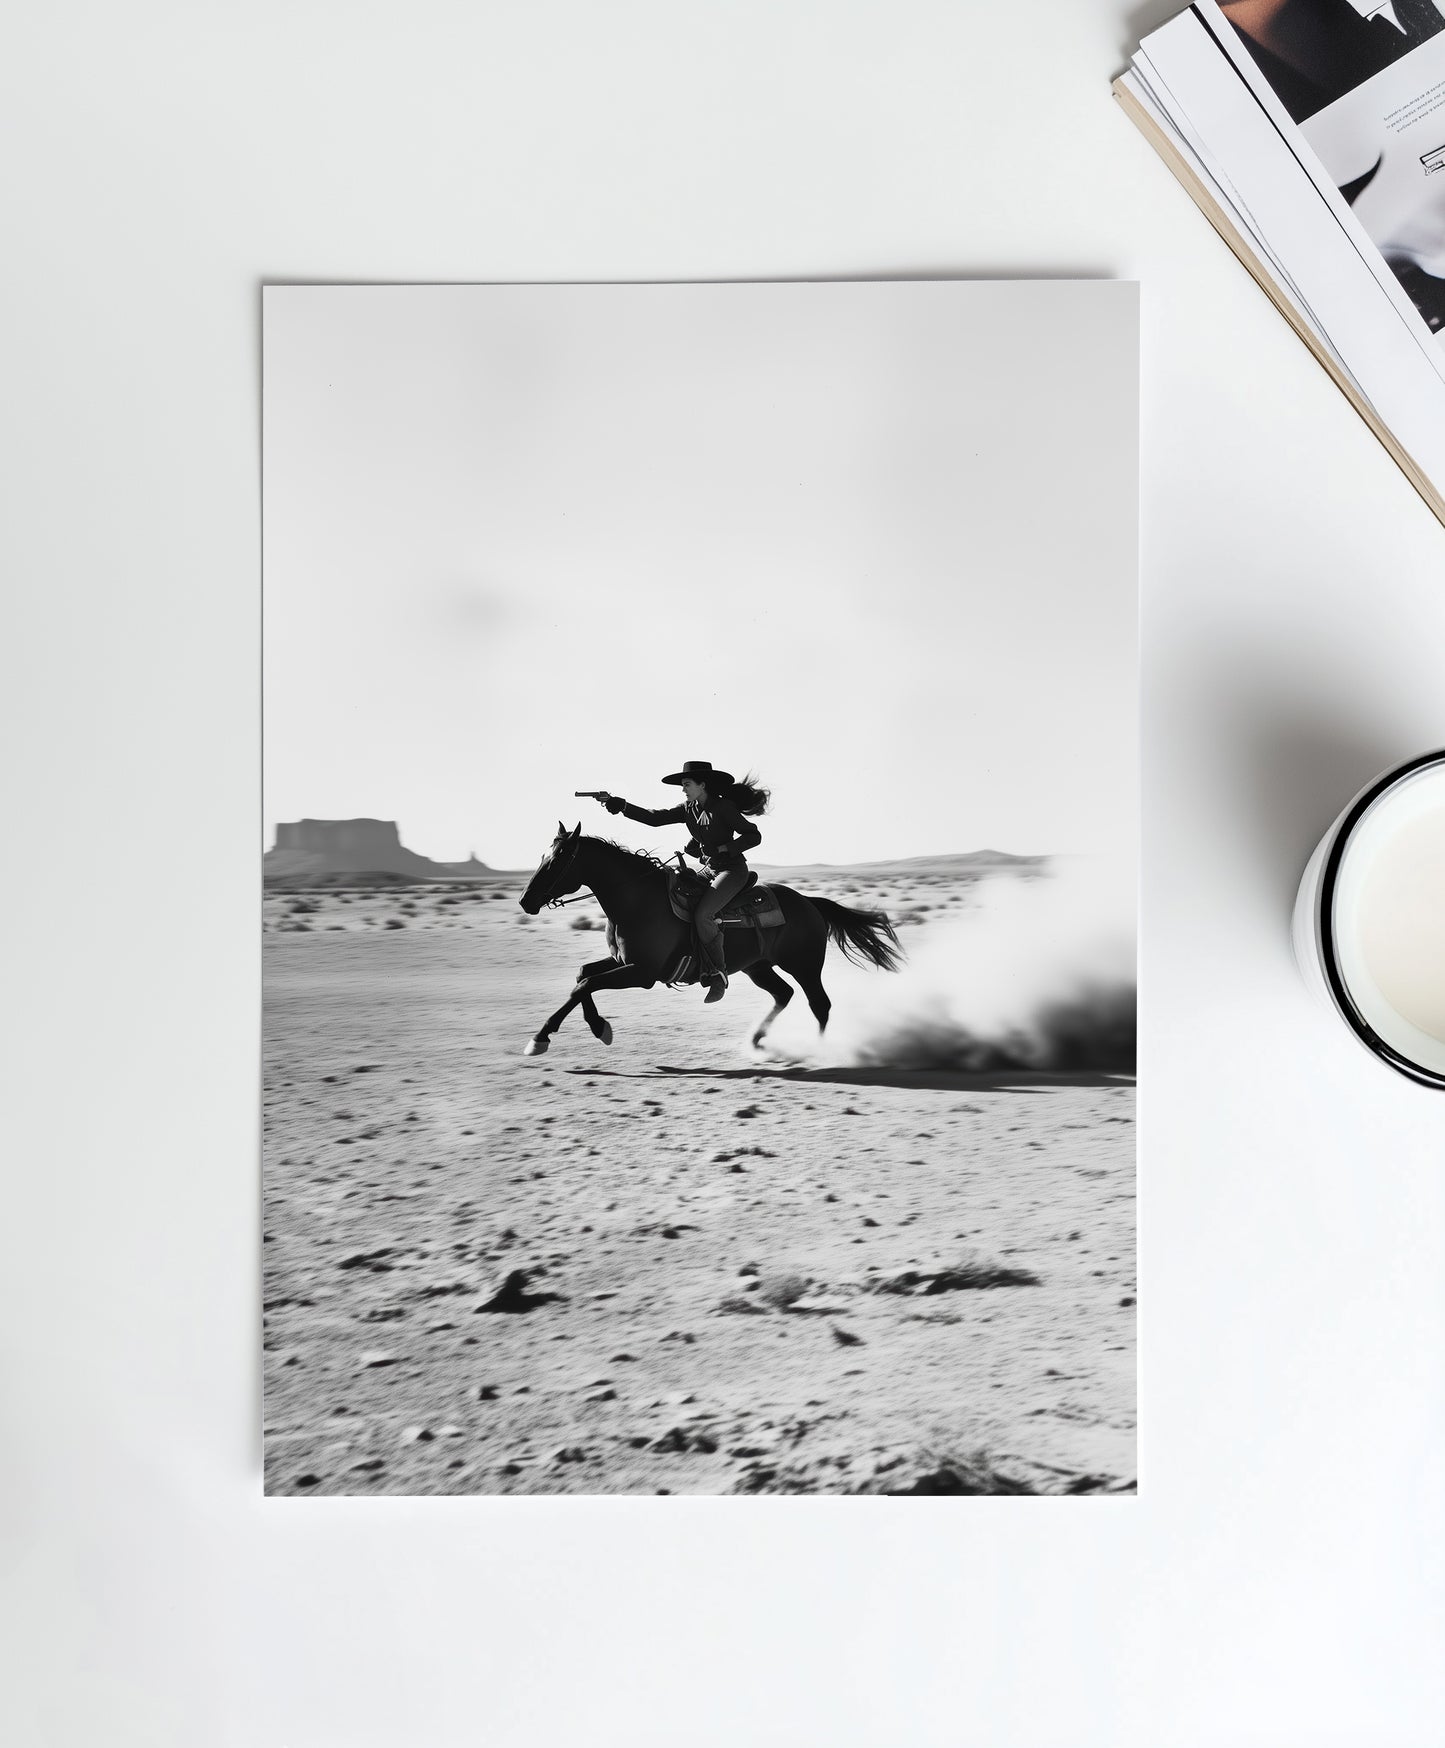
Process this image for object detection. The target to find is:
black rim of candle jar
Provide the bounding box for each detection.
[1317,749,1445,1091]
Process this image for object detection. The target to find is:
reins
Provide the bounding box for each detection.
[538,836,684,909]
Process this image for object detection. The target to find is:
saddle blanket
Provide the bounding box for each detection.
[666,870,785,930]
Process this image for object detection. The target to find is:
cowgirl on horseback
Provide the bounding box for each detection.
[594,759,768,1002]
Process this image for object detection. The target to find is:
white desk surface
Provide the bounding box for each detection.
[3,4,1442,1744]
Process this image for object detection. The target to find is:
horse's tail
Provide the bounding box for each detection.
[808,896,905,972]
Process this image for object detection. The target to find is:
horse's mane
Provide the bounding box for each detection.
[583,833,670,875]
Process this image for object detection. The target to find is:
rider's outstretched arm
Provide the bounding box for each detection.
[598,795,687,828]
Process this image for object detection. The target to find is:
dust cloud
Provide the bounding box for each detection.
[765,861,1136,1073]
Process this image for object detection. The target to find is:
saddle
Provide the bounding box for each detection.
[666,865,784,930]
[660,865,786,988]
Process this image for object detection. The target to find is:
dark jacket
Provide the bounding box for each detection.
[620,795,762,872]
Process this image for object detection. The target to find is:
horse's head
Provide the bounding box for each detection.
[519,821,584,913]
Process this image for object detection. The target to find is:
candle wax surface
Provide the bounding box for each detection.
[1358,807,1445,1045]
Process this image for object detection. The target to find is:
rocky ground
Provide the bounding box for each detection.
[263,867,1135,1495]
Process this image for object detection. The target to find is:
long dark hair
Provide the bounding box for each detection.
[720,769,770,817]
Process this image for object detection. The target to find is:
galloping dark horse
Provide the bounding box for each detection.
[518,823,903,1055]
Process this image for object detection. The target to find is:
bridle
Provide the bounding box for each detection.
[535,834,600,908]
[530,832,685,910]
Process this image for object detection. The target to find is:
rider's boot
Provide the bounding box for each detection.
[700,932,728,1003]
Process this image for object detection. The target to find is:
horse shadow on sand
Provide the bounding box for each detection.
[568,1064,1134,1094]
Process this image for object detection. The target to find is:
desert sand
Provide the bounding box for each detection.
[262,864,1135,1496]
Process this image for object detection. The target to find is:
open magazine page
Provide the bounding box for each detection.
[1129,47,1355,360]
[1203,0,1445,371]
[1136,10,1445,506]
[1142,8,1418,349]
[1300,34,1445,327]
[1118,66,1363,393]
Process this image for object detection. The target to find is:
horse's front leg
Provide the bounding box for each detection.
[575,956,621,1044]
[525,978,595,1056]
[525,960,654,1056]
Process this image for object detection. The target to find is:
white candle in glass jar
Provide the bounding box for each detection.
[1294,753,1445,1087]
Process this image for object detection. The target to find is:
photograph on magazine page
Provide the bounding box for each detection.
[1222,0,1445,333]
[1220,0,1445,123]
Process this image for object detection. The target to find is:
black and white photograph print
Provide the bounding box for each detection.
[262,280,1139,1497]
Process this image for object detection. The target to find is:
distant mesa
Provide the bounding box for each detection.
[265,819,1047,889]
[265,819,498,886]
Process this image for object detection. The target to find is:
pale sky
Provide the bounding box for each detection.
[264,282,1136,869]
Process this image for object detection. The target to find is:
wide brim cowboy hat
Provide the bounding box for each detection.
[661,758,735,789]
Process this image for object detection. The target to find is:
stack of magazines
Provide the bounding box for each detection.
[1117,1,1445,525]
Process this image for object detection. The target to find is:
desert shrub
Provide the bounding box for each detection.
[756,1271,811,1309]
[385,917,406,929]
[868,1254,1039,1294]
[876,1451,1038,1495]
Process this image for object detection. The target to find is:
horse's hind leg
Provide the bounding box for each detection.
[792,964,831,1034]
[742,964,794,1049]
[777,925,832,1035]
